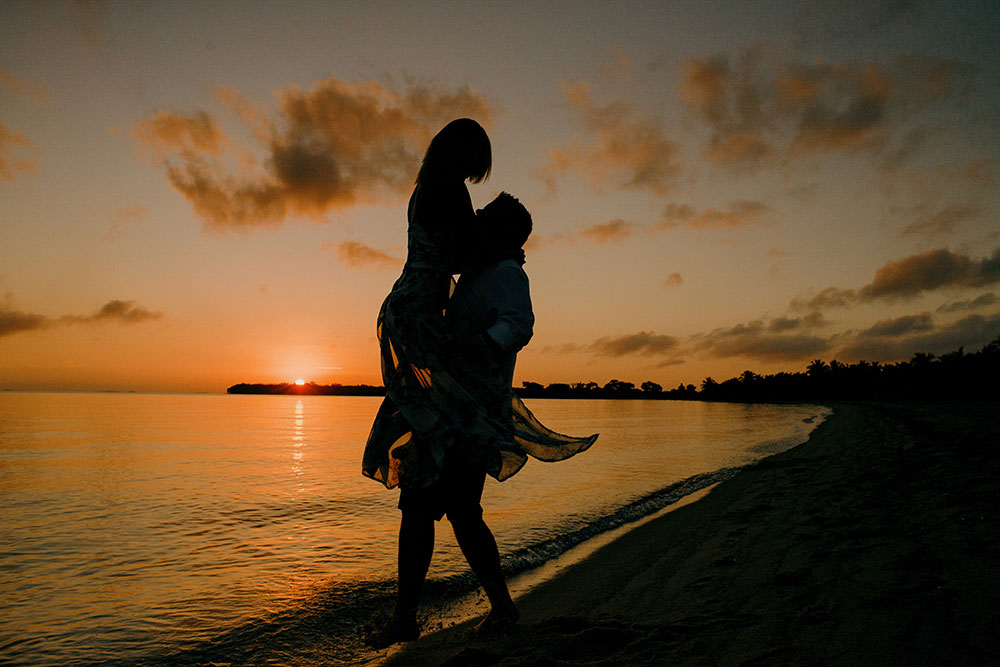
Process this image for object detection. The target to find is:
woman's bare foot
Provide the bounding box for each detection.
[365,613,420,649]
[473,603,520,638]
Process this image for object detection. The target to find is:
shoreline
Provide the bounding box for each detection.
[382,402,1000,666]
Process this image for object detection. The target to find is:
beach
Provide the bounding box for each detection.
[383,402,1000,666]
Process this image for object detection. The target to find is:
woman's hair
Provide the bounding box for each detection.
[416,118,491,184]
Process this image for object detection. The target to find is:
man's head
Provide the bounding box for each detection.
[478,192,532,253]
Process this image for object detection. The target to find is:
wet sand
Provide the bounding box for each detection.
[383,402,1000,666]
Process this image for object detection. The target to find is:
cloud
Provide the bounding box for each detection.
[791,247,1000,309]
[134,110,227,155]
[0,307,49,337]
[324,241,402,269]
[578,219,637,244]
[538,342,583,355]
[961,159,997,187]
[0,122,40,182]
[900,203,979,236]
[589,331,680,357]
[134,77,495,231]
[0,299,160,337]
[72,0,109,57]
[861,248,1000,300]
[62,299,162,324]
[664,272,683,287]
[768,316,804,332]
[836,312,1000,361]
[786,64,892,155]
[541,82,682,195]
[858,312,934,338]
[105,204,149,239]
[702,133,776,168]
[0,68,48,102]
[693,319,832,362]
[679,46,973,170]
[790,286,858,311]
[659,200,771,230]
[539,218,640,246]
[897,54,975,102]
[937,292,997,314]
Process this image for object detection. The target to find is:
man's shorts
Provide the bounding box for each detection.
[397,448,487,522]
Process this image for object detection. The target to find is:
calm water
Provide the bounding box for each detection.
[0,393,828,666]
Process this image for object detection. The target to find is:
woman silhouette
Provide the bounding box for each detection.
[363,119,596,647]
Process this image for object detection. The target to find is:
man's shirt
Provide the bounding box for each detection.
[447,258,534,396]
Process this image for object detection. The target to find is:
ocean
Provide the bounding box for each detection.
[0,393,828,666]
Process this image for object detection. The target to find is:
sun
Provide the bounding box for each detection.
[295,379,305,385]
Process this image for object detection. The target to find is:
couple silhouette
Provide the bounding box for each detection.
[362,118,597,647]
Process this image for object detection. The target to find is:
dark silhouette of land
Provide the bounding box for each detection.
[228,335,999,401]
[227,382,384,396]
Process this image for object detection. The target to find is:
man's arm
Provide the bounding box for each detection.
[482,263,534,354]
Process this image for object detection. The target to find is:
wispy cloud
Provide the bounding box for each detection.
[578,219,637,244]
[937,292,997,314]
[134,78,494,231]
[0,122,40,182]
[858,312,934,338]
[692,319,832,362]
[105,204,149,239]
[900,203,979,237]
[659,200,771,230]
[0,299,161,337]
[62,300,162,324]
[540,82,682,195]
[589,331,680,357]
[134,111,227,155]
[791,247,1000,310]
[0,68,48,102]
[323,241,402,269]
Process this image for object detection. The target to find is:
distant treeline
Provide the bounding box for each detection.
[227,382,384,396]
[693,336,1000,402]
[228,335,999,401]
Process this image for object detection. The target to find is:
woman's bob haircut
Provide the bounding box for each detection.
[417,118,491,184]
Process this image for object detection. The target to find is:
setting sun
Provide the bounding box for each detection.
[295,379,305,385]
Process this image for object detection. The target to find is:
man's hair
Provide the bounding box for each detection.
[479,192,532,251]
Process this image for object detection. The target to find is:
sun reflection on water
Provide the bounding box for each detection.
[291,399,305,483]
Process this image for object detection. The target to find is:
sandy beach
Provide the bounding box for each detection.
[382,402,999,666]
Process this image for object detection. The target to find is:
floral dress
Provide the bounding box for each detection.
[362,180,597,490]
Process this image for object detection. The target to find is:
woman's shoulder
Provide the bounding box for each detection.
[414,178,470,200]
[410,179,473,226]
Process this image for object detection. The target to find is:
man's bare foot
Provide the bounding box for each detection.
[365,613,420,649]
[473,603,520,638]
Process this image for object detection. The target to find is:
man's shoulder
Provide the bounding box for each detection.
[488,259,528,279]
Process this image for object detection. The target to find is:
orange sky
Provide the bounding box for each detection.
[1,1,999,393]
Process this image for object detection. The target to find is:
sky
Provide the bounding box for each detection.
[1,0,999,393]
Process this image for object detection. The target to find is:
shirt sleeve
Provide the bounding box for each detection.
[483,264,534,353]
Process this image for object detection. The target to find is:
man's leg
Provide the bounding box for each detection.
[450,512,519,632]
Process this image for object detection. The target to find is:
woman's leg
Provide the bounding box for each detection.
[369,509,433,648]
[395,509,435,621]
[450,513,519,631]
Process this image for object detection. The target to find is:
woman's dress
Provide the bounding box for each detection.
[362,180,597,490]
